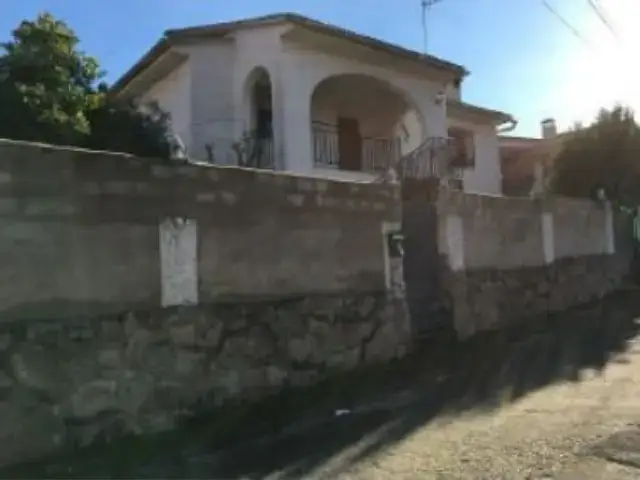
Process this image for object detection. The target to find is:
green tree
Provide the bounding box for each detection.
[0,12,172,158]
[0,12,100,144]
[550,105,640,207]
[85,97,173,158]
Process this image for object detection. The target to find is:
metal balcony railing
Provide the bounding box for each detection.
[312,122,401,173]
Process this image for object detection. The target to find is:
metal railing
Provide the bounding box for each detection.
[312,122,340,168]
[363,137,402,173]
[371,136,467,187]
[311,122,401,173]
[394,137,452,179]
[203,131,274,169]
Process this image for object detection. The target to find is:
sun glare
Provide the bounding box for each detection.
[553,0,640,129]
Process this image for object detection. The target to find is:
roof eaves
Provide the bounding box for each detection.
[282,14,469,77]
[112,12,470,96]
[110,38,171,95]
[166,13,468,78]
[449,100,514,124]
[164,13,288,39]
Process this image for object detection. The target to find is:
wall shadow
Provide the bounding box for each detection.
[4,289,640,479]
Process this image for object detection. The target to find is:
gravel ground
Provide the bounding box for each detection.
[332,353,640,479]
[205,344,640,479]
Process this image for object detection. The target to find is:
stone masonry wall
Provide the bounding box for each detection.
[0,293,410,467]
[0,139,410,467]
[0,139,400,319]
[436,189,631,338]
[446,253,630,337]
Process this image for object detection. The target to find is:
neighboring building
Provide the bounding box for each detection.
[112,13,515,194]
[500,118,569,196]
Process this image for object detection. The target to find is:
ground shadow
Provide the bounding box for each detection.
[4,289,640,479]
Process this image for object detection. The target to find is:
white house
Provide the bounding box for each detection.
[112,13,515,195]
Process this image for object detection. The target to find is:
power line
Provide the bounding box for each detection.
[541,0,592,47]
[587,0,619,40]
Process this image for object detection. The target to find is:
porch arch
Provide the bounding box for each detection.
[309,73,427,173]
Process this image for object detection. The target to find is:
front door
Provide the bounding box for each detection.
[337,117,362,171]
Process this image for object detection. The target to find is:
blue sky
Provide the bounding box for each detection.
[1,0,636,136]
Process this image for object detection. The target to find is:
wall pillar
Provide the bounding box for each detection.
[445,214,465,271]
[604,201,616,254]
[159,218,199,307]
[542,212,555,264]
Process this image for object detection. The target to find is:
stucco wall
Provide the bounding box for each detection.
[183,26,449,177]
[550,196,609,259]
[187,41,238,161]
[437,189,615,271]
[311,77,407,138]
[448,117,502,195]
[280,43,446,176]
[135,26,502,194]
[140,61,192,151]
[437,190,545,269]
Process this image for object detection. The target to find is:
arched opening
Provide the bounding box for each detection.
[240,66,274,168]
[310,74,425,175]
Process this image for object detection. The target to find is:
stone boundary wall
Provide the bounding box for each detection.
[0,139,401,319]
[437,189,629,337]
[0,140,411,467]
[0,293,410,467]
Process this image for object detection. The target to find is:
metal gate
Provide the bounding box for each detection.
[391,138,458,338]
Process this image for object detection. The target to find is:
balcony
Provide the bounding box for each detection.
[312,122,401,174]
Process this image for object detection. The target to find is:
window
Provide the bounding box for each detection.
[256,108,272,139]
[448,128,475,168]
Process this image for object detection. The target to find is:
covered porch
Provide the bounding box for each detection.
[239,63,453,181]
[309,74,421,181]
[236,37,500,186]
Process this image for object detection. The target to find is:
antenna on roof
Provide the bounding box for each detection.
[421,0,443,53]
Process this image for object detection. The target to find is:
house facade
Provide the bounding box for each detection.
[112,13,515,195]
[500,118,567,196]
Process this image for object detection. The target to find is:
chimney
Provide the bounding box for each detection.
[541,118,557,139]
